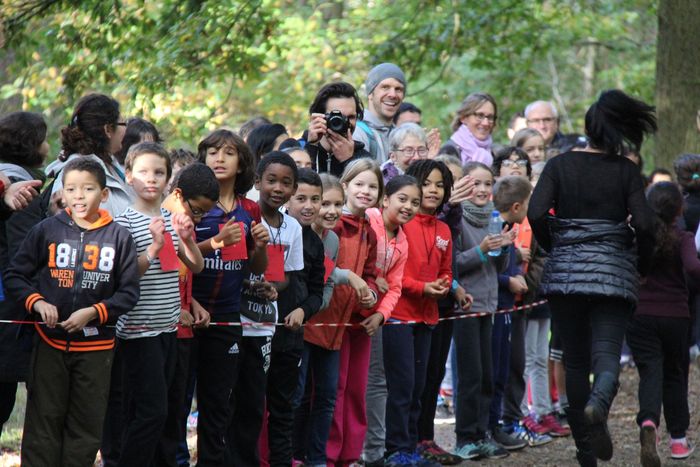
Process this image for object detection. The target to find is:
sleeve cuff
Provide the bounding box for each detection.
[25,293,44,312]
[476,246,488,263]
[94,303,108,324]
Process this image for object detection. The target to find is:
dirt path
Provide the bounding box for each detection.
[434,365,700,466]
[1,364,698,466]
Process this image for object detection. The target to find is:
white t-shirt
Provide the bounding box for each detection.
[241,212,304,337]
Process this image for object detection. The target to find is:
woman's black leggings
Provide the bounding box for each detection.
[548,295,632,412]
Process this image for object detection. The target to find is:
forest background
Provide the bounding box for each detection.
[0,0,698,169]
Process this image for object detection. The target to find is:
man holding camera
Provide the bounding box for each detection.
[353,63,406,164]
[305,82,371,177]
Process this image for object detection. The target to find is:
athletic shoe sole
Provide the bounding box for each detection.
[639,426,660,467]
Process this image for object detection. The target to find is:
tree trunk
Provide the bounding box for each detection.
[655,0,700,169]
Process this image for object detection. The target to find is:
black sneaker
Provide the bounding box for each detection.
[492,425,527,451]
[477,437,509,459]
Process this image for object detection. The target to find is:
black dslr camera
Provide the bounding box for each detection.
[324,110,350,135]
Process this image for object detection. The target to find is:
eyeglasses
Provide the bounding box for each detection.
[185,199,207,217]
[396,146,429,157]
[501,159,528,168]
[116,121,127,127]
[471,113,497,123]
[526,117,556,125]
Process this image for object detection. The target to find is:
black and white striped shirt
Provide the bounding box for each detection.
[115,207,180,338]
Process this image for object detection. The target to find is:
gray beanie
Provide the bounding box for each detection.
[365,63,406,95]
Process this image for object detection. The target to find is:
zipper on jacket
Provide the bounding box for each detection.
[326,153,332,173]
[66,230,86,352]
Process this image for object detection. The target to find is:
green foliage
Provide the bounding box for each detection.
[0,0,657,158]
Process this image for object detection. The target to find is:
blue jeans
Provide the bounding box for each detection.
[293,342,340,464]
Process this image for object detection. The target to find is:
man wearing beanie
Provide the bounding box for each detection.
[353,63,406,164]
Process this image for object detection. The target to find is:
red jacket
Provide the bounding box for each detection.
[304,212,379,350]
[392,213,452,324]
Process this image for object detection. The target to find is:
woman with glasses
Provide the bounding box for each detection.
[492,147,532,180]
[447,93,498,166]
[44,93,134,218]
[380,123,429,183]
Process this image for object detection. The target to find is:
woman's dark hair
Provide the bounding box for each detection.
[256,151,298,185]
[584,89,657,156]
[247,123,288,164]
[405,160,453,213]
[646,181,683,262]
[114,117,161,165]
[0,111,47,167]
[492,146,532,178]
[673,153,700,192]
[384,174,420,198]
[174,162,220,202]
[60,93,121,164]
[309,82,364,120]
[239,116,271,141]
[197,129,255,196]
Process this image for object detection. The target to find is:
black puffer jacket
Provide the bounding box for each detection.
[539,217,639,304]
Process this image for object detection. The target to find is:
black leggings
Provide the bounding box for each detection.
[548,295,632,412]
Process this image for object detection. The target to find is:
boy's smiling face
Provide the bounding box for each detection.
[255,162,297,211]
[62,170,109,226]
[287,183,322,226]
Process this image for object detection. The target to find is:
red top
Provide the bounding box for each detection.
[304,212,379,350]
[176,263,194,339]
[392,213,452,324]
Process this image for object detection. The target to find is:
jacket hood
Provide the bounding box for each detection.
[58,209,113,231]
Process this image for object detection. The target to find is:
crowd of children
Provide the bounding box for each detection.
[0,71,698,467]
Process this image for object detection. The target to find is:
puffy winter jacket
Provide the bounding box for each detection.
[539,217,639,303]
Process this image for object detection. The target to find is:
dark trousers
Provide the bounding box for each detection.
[267,341,303,467]
[548,296,631,413]
[503,312,526,423]
[155,338,196,467]
[226,335,272,467]
[417,319,453,441]
[383,323,432,454]
[293,342,341,464]
[118,332,177,467]
[453,315,493,445]
[101,343,125,467]
[627,314,689,438]
[489,313,511,427]
[195,320,241,467]
[22,338,113,467]
[0,381,18,433]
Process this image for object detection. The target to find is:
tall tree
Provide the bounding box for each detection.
[655,0,700,168]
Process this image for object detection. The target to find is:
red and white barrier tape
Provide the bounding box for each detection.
[0,300,547,329]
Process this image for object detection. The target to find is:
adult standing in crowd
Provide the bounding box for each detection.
[528,89,656,466]
[447,93,497,166]
[305,82,371,177]
[525,101,563,149]
[45,93,133,217]
[353,63,406,164]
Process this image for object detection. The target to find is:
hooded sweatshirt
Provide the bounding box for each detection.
[392,212,452,325]
[4,209,140,351]
[366,207,408,322]
[304,210,379,350]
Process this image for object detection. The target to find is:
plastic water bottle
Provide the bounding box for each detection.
[487,210,502,257]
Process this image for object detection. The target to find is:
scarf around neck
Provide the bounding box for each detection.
[450,124,493,166]
[462,199,495,228]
